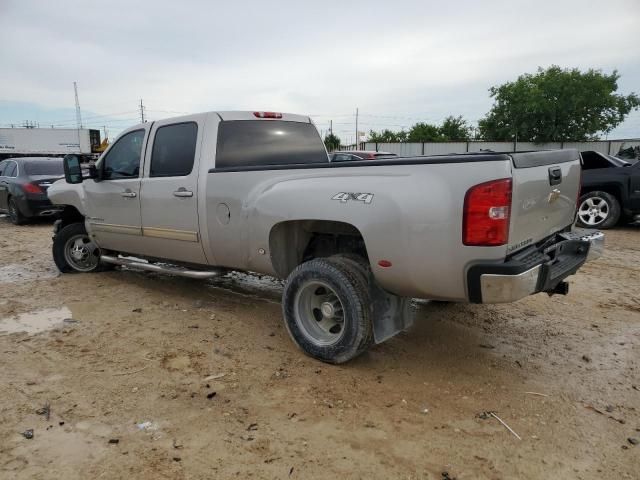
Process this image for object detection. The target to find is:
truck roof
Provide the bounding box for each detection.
[126,111,313,131]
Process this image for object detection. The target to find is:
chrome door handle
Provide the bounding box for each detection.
[173,189,193,198]
[121,191,137,198]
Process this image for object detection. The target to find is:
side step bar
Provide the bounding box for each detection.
[100,255,224,279]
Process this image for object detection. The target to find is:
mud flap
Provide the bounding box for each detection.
[369,277,415,344]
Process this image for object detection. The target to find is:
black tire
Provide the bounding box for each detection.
[52,222,110,273]
[7,197,26,225]
[282,257,373,364]
[576,191,621,229]
[327,253,370,286]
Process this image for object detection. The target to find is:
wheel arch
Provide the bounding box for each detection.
[268,220,369,279]
[57,205,85,229]
[580,184,622,203]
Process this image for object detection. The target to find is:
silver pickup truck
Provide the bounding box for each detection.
[48,111,604,363]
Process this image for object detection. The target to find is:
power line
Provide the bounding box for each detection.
[145,109,192,115]
[51,110,139,124]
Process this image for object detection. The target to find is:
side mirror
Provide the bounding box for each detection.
[88,164,99,180]
[63,155,83,184]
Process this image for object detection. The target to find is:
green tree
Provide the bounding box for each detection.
[324,133,341,151]
[368,116,473,143]
[440,115,472,141]
[395,130,409,142]
[479,66,640,142]
[368,129,405,142]
[407,122,442,142]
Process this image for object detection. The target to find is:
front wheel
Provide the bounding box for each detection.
[52,222,105,273]
[282,258,373,364]
[576,191,621,229]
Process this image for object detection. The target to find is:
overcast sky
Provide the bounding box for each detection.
[1,0,639,142]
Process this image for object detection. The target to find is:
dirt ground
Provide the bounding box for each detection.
[0,218,638,480]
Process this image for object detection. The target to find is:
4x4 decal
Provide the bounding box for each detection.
[331,192,374,204]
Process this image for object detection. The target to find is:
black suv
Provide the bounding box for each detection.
[577,150,640,229]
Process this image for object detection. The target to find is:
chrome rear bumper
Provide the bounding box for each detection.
[480,265,542,304]
[561,228,604,262]
[471,229,604,304]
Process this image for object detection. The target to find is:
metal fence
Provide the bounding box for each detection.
[362,139,640,157]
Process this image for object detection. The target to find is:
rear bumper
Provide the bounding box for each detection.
[17,196,63,218]
[467,228,604,304]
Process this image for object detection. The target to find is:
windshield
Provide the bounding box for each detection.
[605,155,628,167]
[608,154,638,166]
[24,160,64,176]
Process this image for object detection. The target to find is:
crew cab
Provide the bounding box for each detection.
[577,150,640,228]
[47,111,604,363]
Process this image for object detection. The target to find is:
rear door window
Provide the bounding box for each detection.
[150,122,198,177]
[216,120,327,168]
[333,153,354,162]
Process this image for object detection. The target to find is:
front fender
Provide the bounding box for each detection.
[47,179,87,216]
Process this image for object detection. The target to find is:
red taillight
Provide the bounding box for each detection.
[253,111,282,119]
[463,178,512,246]
[22,183,44,195]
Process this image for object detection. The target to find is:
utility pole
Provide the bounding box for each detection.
[330,119,333,136]
[73,82,83,154]
[139,99,146,123]
[73,82,83,129]
[355,108,359,148]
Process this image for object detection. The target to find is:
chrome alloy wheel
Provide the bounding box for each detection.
[578,196,609,226]
[293,280,346,346]
[63,234,100,272]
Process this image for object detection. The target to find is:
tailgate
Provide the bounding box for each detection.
[507,150,581,254]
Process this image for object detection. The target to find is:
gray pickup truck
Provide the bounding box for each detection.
[48,111,604,363]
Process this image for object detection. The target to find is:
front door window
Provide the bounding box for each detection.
[102,130,145,180]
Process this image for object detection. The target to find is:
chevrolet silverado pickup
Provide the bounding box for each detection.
[47,111,604,363]
[577,150,640,228]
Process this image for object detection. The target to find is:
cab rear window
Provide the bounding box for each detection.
[215,120,327,168]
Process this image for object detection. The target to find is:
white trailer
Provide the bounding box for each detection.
[0,128,99,156]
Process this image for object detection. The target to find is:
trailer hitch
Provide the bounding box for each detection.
[545,281,569,297]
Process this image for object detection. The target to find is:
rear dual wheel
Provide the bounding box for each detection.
[282,256,373,364]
